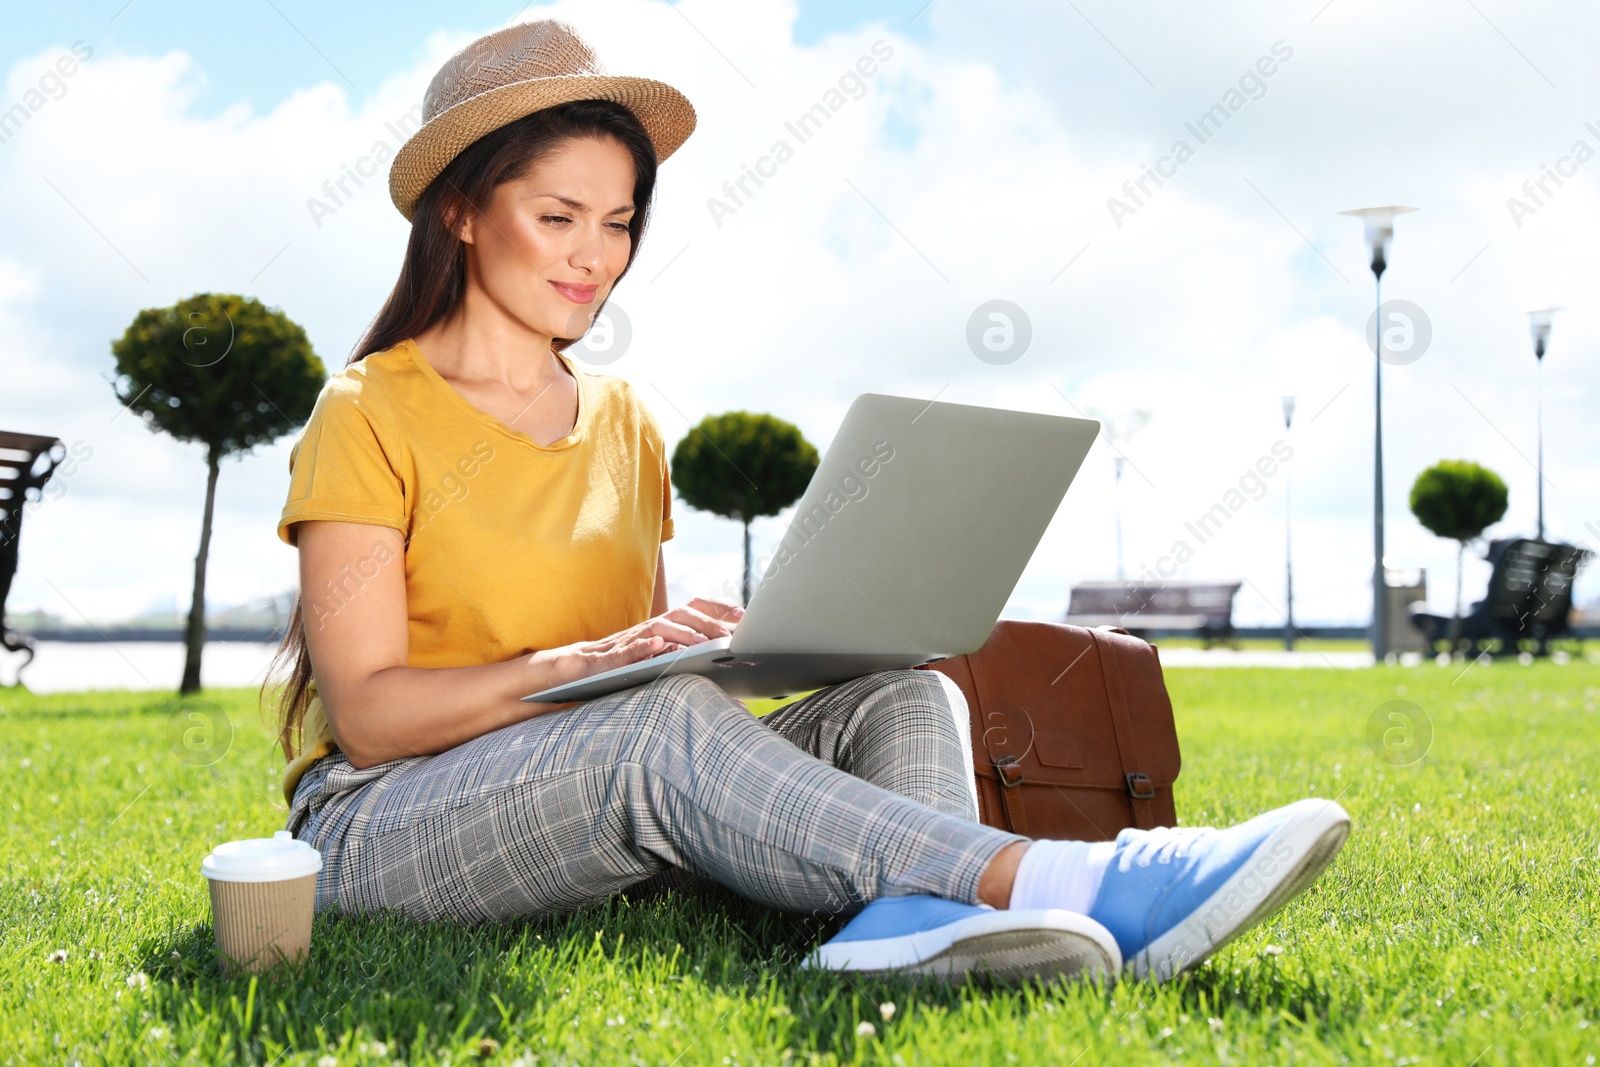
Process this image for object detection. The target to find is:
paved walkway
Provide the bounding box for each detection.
[1156,648,1375,668]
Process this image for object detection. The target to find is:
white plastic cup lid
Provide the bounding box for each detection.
[201,830,322,883]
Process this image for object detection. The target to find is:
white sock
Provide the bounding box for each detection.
[1007,839,1117,914]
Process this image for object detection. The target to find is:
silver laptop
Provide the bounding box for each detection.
[521,392,1099,704]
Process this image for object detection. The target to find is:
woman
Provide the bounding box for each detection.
[268,19,1351,984]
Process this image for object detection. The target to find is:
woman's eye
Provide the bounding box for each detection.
[540,216,629,233]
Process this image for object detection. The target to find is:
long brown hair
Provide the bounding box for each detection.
[262,98,661,762]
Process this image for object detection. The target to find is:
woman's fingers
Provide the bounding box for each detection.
[629,634,686,660]
[587,635,662,672]
[643,615,718,646]
[667,603,739,639]
[688,596,745,623]
[576,603,740,666]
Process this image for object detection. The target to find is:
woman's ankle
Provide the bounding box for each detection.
[1008,838,1117,914]
[975,840,1031,908]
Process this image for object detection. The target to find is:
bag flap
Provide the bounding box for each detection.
[961,620,1179,789]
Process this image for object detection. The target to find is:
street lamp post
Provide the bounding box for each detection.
[1281,395,1296,651]
[1341,205,1417,664]
[1100,409,1148,582]
[1113,455,1127,581]
[1526,307,1560,542]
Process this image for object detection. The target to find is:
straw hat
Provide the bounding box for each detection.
[388,19,697,221]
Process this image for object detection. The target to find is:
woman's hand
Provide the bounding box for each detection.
[525,597,746,692]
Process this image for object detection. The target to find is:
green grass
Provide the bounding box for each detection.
[3,662,1597,1065]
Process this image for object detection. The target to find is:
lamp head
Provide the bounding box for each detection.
[1340,205,1418,278]
[1526,306,1561,360]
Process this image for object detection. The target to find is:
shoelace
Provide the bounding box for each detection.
[1114,825,1217,870]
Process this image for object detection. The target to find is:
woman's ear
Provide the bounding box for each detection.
[440,193,476,245]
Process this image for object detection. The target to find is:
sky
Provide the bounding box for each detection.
[2,0,1597,634]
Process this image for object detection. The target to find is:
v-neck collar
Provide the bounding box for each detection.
[403,337,585,452]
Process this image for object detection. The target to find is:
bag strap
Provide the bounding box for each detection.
[992,755,1030,835]
[1090,627,1160,829]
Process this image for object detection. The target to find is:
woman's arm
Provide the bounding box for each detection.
[653,547,667,616]
[297,521,736,769]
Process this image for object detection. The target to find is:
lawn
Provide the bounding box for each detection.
[3,660,1597,1065]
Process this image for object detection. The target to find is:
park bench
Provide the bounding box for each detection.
[1,430,67,679]
[1408,537,1590,656]
[1062,580,1242,648]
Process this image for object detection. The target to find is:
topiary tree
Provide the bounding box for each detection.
[672,412,819,605]
[111,293,326,694]
[1409,459,1509,648]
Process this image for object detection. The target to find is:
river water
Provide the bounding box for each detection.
[0,641,282,693]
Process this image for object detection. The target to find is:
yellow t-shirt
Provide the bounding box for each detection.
[275,337,674,805]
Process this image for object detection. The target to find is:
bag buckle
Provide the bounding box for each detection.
[994,755,1025,788]
[1125,772,1156,800]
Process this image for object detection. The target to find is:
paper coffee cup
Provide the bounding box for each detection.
[201,830,322,975]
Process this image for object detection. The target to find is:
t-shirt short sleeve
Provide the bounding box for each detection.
[640,397,674,544]
[277,380,408,547]
[661,462,675,543]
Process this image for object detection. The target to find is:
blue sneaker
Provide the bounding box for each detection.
[1089,798,1352,981]
[804,894,1121,983]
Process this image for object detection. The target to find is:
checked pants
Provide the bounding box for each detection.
[286,669,1023,923]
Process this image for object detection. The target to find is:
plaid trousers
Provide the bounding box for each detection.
[286,669,1023,923]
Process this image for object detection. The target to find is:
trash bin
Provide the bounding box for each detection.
[1384,567,1428,654]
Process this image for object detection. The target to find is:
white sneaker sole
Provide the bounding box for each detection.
[805,908,1123,984]
[1129,798,1352,981]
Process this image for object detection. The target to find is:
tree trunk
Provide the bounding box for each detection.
[1448,539,1465,655]
[180,444,222,695]
[741,519,752,607]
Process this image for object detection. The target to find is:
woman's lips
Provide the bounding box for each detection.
[551,281,598,304]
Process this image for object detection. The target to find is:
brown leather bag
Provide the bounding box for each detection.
[914,619,1181,841]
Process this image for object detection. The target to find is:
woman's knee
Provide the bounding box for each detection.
[840,669,979,818]
[864,668,971,740]
[627,673,752,742]
[926,670,972,729]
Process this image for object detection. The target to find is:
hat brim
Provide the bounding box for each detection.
[388,73,696,221]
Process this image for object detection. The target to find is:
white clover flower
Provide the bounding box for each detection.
[126,971,150,990]
[47,949,68,963]
[855,1021,877,1038]
[879,1002,896,1022]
